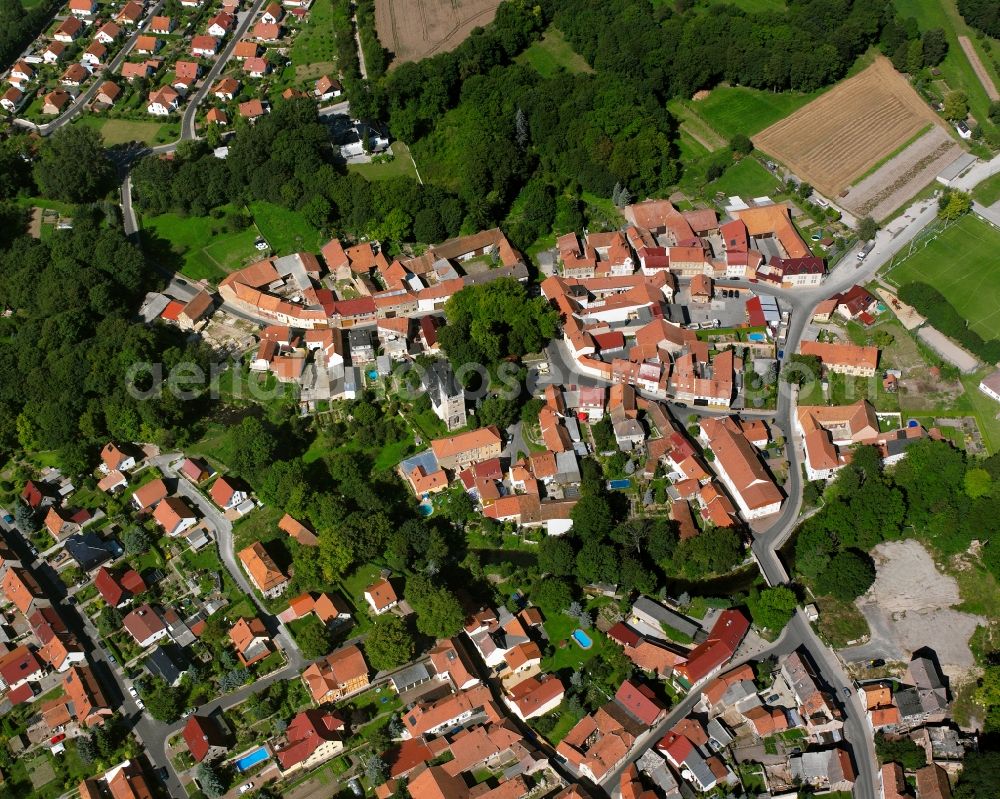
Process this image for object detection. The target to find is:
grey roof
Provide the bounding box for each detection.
[682,749,717,790]
[631,597,700,638]
[707,717,734,746]
[564,416,581,443]
[145,644,187,685]
[907,656,944,692]
[554,451,581,484]
[423,361,461,405]
[348,327,374,348]
[637,750,680,797]
[389,662,431,691]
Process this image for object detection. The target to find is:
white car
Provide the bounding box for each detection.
[128,686,138,698]
[135,697,145,710]
[239,782,254,794]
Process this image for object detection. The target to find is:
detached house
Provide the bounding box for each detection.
[135,35,161,55]
[147,85,180,116]
[243,56,270,78]
[302,645,370,703]
[10,60,35,84]
[122,604,168,648]
[82,41,106,67]
[60,63,90,87]
[364,578,399,615]
[95,22,121,44]
[149,16,175,34]
[315,75,342,100]
[54,17,84,43]
[275,710,345,774]
[69,0,97,17]
[153,496,197,536]
[183,715,228,763]
[172,60,200,92]
[115,1,143,25]
[1,87,23,113]
[42,89,71,114]
[191,35,219,57]
[43,42,66,64]
[210,476,249,510]
[101,442,136,474]
[229,617,271,666]
[239,542,288,598]
[261,2,284,23]
[206,12,235,37]
[212,76,239,100]
[132,478,168,511]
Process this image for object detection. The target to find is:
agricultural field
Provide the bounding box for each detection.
[882,213,1000,339]
[375,0,504,65]
[752,57,949,199]
[516,27,593,78]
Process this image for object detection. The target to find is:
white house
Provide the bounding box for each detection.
[980,369,1000,404]
[147,86,179,116]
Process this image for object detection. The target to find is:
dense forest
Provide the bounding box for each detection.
[957,0,1000,39]
[0,0,61,71]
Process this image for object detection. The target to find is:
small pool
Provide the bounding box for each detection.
[572,629,593,649]
[747,332,766,342]
[608,479,631,490]
[417,503,433,517]
[234,746,270,772]
[367,370,378,380]
[877,302,887,313]
[907,419,919,428]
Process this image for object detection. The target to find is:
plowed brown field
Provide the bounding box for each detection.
[752,57,949,198]
[376,0,504,66]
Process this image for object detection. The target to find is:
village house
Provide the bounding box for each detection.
[364,578,399,615]
[210,475,249,510]
[402,685,501,739]
[790,747,856,793]
[153,497,198,536]
[302,645,369,703]
[95,22,121,43]
[122,604,168,648]
[94,566,145,608]
[94,80,121,106]
[1,87,23,113]
[274,709,345,773]
[42,89,71,114]
[229,617,272,666]
[82,41,106,67]
[206,11,236,37]
[430,426,503,471]
[54,17,84,43]
[800,340,880,377]
[135,35,161,55]
[183,715,228,762]
[60,63,90,87]
[239,542,289,598]
[132,478,168,511]
[116,0,143,25]
[315,75,342,100]
[147,85,179,115]
[69,0,97,17]
[149,15,175,34]
[191,35,219,57]
[699,417,783,520]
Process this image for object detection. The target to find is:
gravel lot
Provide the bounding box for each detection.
[851,540,985,682]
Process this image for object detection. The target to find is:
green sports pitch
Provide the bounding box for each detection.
[883,213,1000,340]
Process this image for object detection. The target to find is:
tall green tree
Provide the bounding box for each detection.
[34,126,114,203]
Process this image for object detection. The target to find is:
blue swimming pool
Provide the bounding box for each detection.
[907,419,919,428]
[748,333,766,342]
[234,746,270,772]
[417,503,433,517]
[572,629,593,649]
[367,370,378,380]
[608,479,631,490]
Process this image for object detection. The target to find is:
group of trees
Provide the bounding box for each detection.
[880,14,948,74]
[957,0,1000,39]
[796,439,1000,601]
[0,0,61,73]
[898,282,1000,364]
[130,99,468,249]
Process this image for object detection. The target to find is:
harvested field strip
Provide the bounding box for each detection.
[376,0,504,66]
[958,35,999,101]
[752,57,947,198]
[842,127,960,220]
[851,124,932,185]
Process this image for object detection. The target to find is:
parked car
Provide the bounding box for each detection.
[239,783,254,794]
[135,697,145,710]
[842,686,852,698]
[128,686,138,698]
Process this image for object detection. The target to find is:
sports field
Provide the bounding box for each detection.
[883,214,1000,339]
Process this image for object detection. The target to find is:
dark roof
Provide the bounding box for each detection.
[145,644,187,685]
[64,533,114,571]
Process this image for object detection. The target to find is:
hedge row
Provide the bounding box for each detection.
[898,281,1000,363]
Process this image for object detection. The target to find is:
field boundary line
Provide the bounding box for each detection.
[958,35,999,101]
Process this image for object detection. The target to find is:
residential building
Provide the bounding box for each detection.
[239,542,289,598]
[699,416,783,520]
[274,710,345,773]
[153,496,197,536]
[505,674,565,720]
[790,747,856,793]
[402,685,500,739]
[430,426,503,471]
[147,85,179,116]
[132,478,168,511]
[210,476,249,510]
[94,566,145,608]
[364,578,399,615]
[279,513,318,547]
[429,639,480,691]
[183,715,228,762]
[800,340,880,376]
[122,605,168,648]
[302,645,370,703]
[979,369,1000,403]
[229,617,271,666]
[673,609,749,687]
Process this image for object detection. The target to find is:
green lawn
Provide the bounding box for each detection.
[291,0,339,80]
[516,27,593,77]
[249,201,324,255]
[882,214,1000,339]
[541,612,607,672]
[75,116,179,146]
[722,0,786,9]
[681,85,821,140]
[973,170,1000,206]
[895,0,1000,143]
[141,206,262,281]
[347,142,419,181]
[708,156,781,197]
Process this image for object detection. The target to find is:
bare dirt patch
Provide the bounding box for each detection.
[853,540,985,682]
[752,57,948,199]
[376,0,504,66]
[958,35,999,101]
[841,126,961,221]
